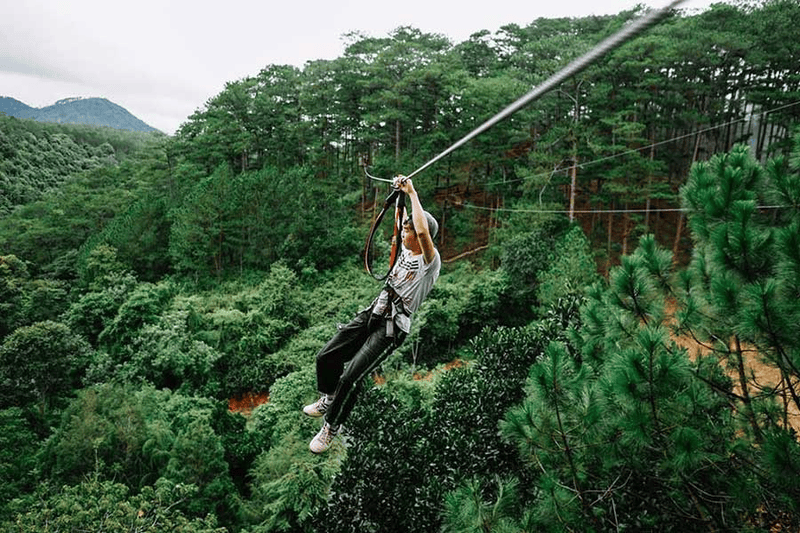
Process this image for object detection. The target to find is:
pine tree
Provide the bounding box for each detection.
[503,234,768,531]
[441,477,521,533]
[678,139,800,521]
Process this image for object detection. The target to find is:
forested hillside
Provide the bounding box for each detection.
[1,1,799,531]
[0,115,164,216]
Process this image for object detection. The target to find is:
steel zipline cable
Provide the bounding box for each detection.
[402,0,687,180]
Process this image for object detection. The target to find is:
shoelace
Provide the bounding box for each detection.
[321,400,333,414]
[321,424,339,443]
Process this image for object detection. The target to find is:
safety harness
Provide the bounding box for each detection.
[364,185,406,281]
[361,169,411,336]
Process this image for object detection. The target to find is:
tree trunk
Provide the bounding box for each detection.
[606,209,613,274]
[395,119,401,162]
[779,367,800,428]
[645,135,655,232]
[734,335,763,442]
[673,132,702,261]
[672,211,685,263]
[569,155,577,223]
[622,211,630,257]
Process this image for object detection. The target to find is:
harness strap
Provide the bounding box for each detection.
[364,188,405,281]
[383,285,407,315]
[367,285,408,338]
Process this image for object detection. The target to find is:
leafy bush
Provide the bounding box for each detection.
[20,277,70,325]
[324,306,580,533]
[192,263,312,397]
[321,385,439,533]
[458,265,511,336]
[123,308,223,394]
[38,383,234,497]
[66,246,139,345]
[247,367,340,532]
[38,384,174,487]
[0,407,38,510]
[497,215,567,311]
[1,475,226,532]
[163,416,241,524]
[401,264,511,368]
[98,279,176,357]
[0,321,92,415]
[426,325,559,486]
[210,401,269,496]
[405,296,461,366]
[536,224,600,311]
[247,433,340,533]
[249,366,319,449]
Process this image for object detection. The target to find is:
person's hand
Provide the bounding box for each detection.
[394,175,415,195]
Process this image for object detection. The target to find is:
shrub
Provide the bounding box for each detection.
[536,224,599,311]
[323,309,580,533]
[0,320,92,415]
[1,476,226,532]
[0,407,38,509]
[98,280,176,357]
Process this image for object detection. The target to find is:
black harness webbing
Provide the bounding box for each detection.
[364,188,406,281]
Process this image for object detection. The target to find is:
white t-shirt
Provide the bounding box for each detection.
[372,247,441,333]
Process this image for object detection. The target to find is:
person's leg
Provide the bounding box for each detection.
[310,324,403,453]
[304,309,375,418]
[324,324,405,428]
[314,310,373,395]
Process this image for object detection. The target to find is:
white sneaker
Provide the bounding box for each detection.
[303,395,331,418]
[309,422,338,454]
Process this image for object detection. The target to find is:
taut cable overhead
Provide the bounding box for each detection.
[404,0,686,180]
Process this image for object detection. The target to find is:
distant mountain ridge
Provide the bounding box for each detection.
[0,96,159,133]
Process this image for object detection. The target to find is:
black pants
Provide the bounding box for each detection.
[315,309,405,428]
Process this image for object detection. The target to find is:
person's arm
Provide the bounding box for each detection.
[395,176,436,264]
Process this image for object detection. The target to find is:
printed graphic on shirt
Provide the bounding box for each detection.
[387,248,440,315]
[391,253,420,287]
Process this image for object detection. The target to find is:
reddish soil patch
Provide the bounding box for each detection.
[228,392,269,416]
[413,358,468,381]
[372,358,468,386]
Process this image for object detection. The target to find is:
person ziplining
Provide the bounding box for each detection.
[303,175,441,453]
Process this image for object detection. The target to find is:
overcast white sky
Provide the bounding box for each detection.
[1,0,720,135]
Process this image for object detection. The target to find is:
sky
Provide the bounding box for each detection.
[1,0,720,135]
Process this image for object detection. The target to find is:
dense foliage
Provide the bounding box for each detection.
[0,114,161,214]
[1,1,799,531]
